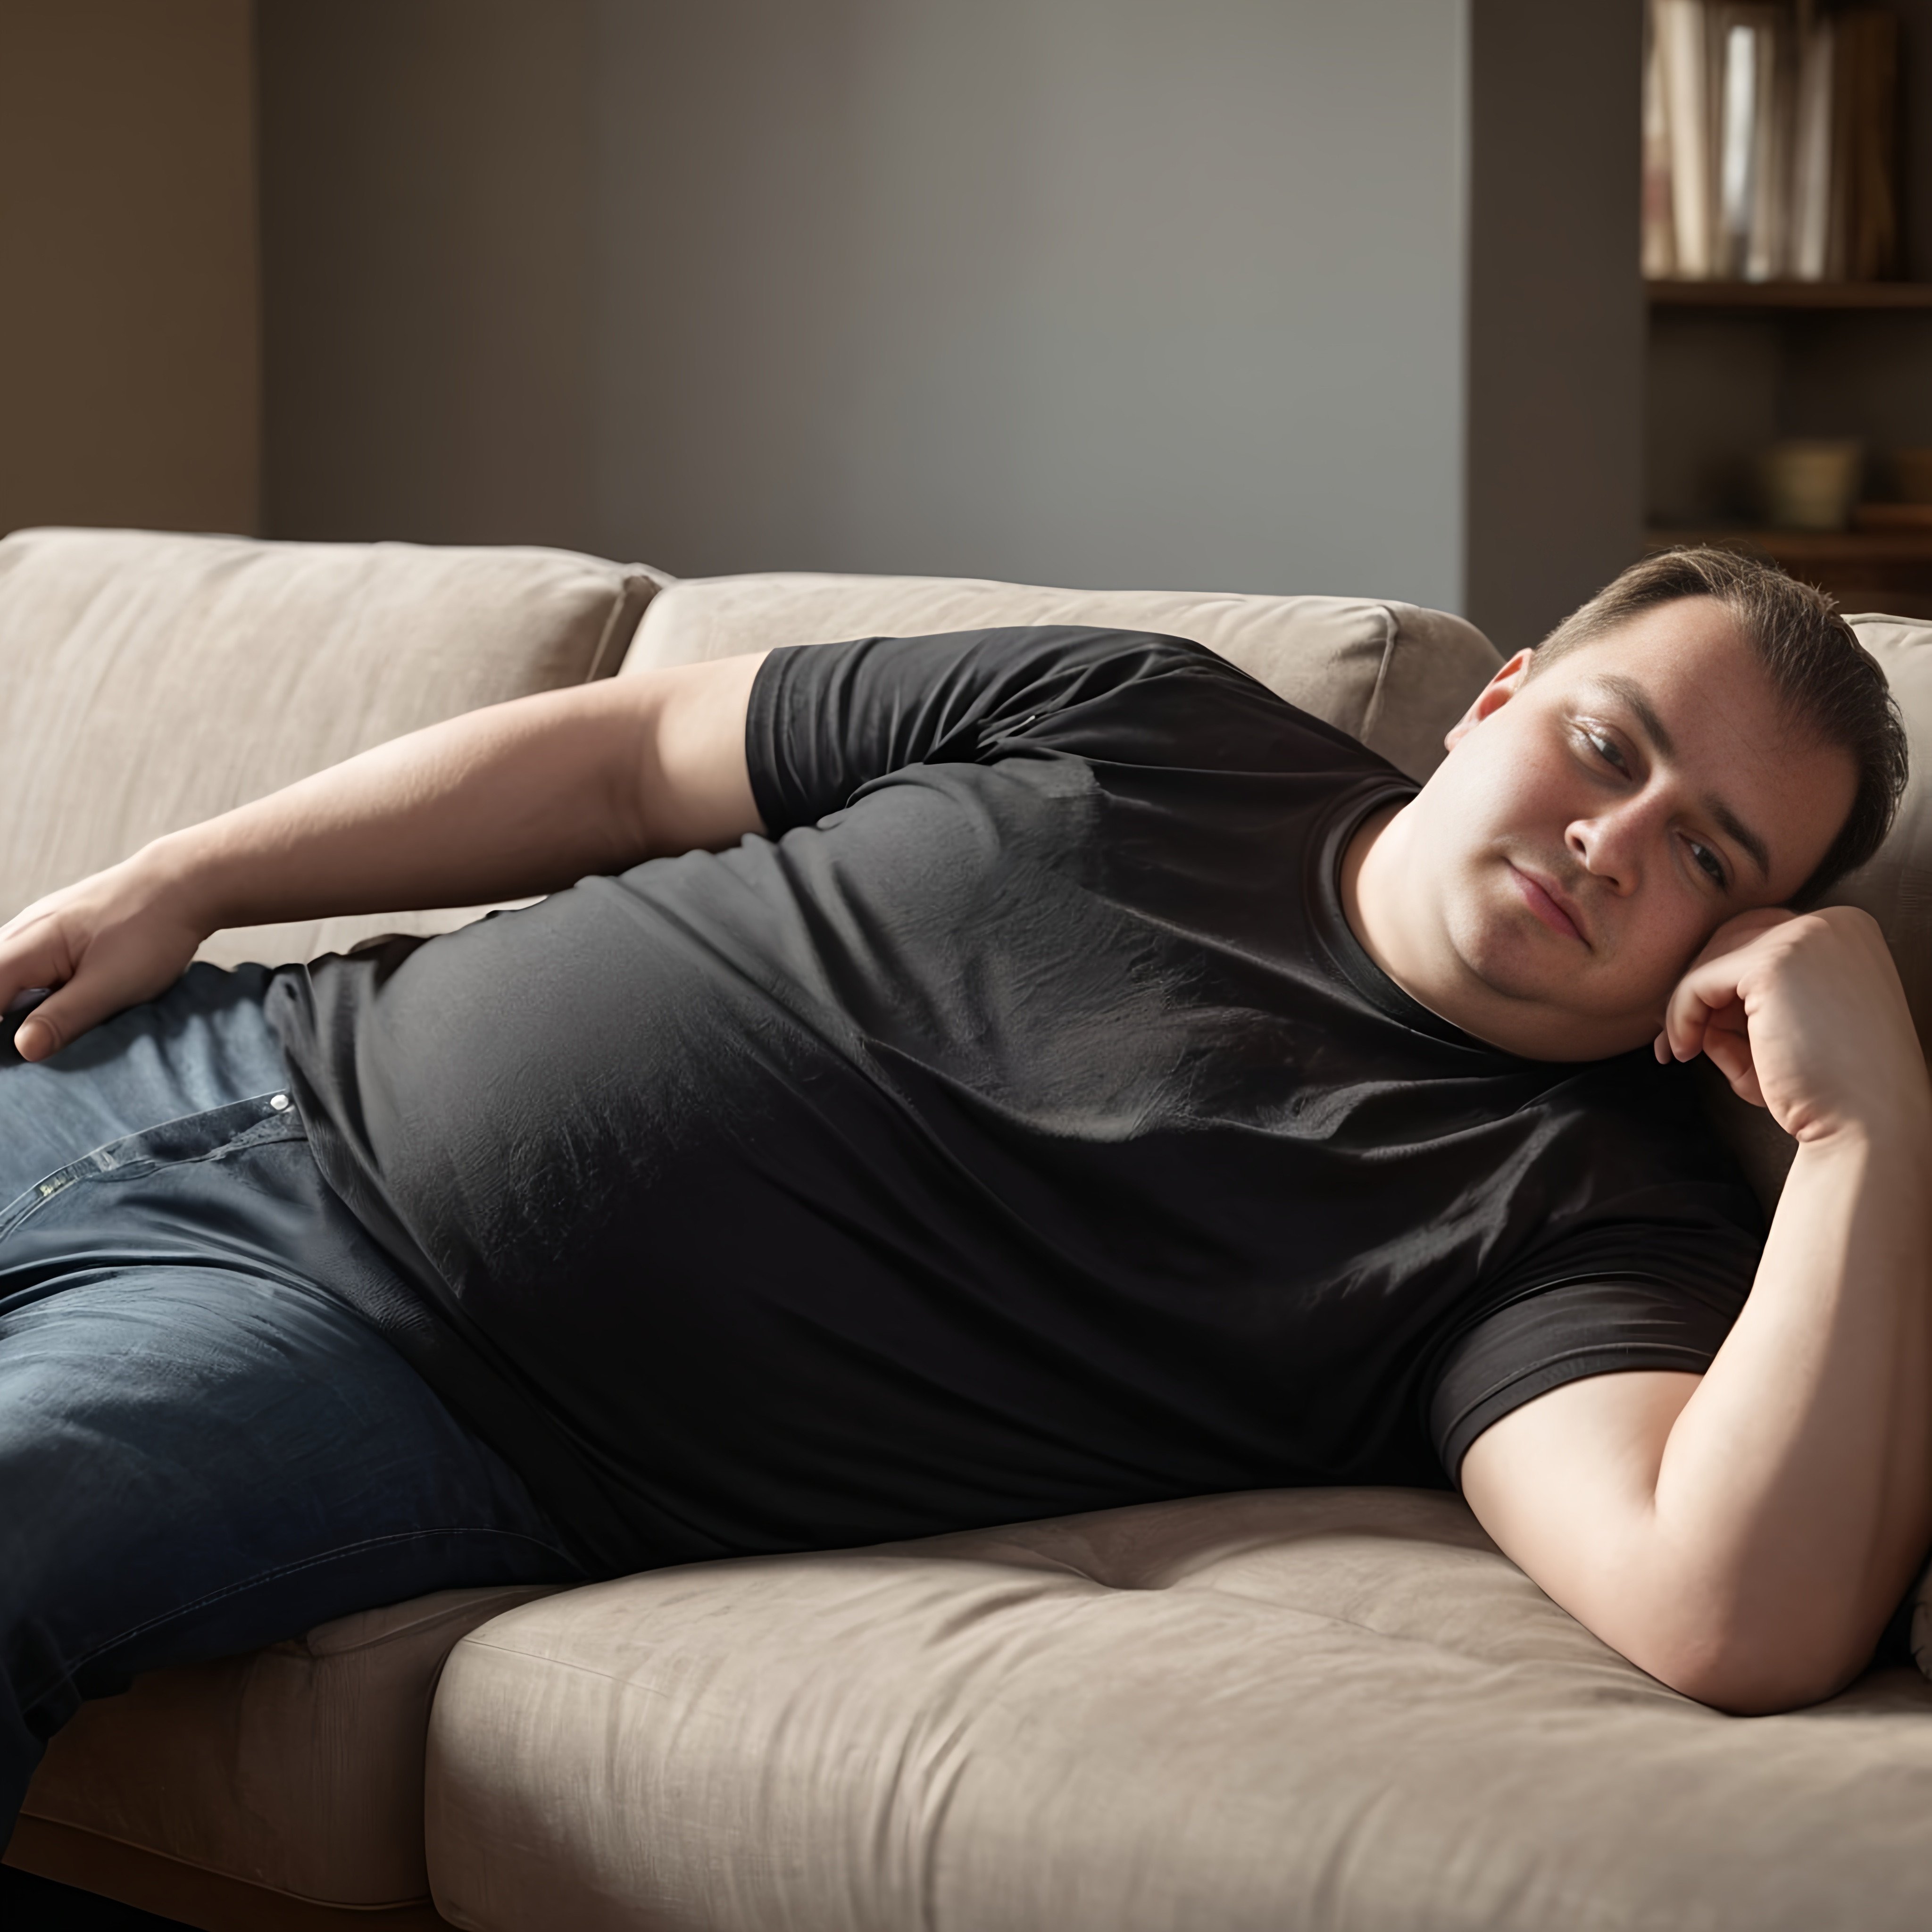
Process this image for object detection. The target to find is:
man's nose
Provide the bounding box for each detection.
[1566,805,1650,894]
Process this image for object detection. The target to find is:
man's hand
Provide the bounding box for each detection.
[1654,905,1931,1145]
[0,852,210,1062]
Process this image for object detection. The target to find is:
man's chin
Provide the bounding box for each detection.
[1451,912,1578,1009]
[1448,936,1658,1058]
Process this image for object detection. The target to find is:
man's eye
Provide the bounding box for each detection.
[1688,840,1726,887]
[1582,727,1627,772]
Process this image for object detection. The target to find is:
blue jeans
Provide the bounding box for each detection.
[0,965,583,1846]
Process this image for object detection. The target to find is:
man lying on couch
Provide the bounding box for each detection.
[0,546,1924,1837]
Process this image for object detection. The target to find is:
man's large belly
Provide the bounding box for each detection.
[279,860,1455,1556]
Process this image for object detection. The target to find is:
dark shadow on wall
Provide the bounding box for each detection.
[258,0,598,550]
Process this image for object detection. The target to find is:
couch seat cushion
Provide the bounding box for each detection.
[425,1489,1932,1932]
[621,572,1500,782]
[0,527,662,966]
[23,1584,560,1908]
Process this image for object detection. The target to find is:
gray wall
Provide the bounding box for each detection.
[259,0,1644,644]
[585,0,1470,608]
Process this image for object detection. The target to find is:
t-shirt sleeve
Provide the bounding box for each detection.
[1426,1230,1756,1482]
[1422,1046,1765,1484]
[744,625,1366,833]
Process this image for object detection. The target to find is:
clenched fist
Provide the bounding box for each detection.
[1656,905,1932,1148]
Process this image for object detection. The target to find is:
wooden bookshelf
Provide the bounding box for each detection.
[1646,280,1932,309]
[1640,2,1932,613]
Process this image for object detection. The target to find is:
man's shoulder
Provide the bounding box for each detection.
[890,624,1401,782]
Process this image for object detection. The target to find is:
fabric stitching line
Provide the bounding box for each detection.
[452,1599,1474,1685]
[308,1588,568,1659]
[1424,1267,1691,1390]
[36,1526,577,1703]
[0,1117,308,1243]
[2,1826,434,1915]
[1445,1339,1719,1446]
[0,1091,297,1223]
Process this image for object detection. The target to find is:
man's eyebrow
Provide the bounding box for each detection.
[1706,798,1771,882]
[1589,673,1771,881]
[1593,673,1676,759]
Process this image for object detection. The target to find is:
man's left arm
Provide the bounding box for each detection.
[1460,906,1932,1715]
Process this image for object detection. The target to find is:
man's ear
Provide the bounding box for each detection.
[1443,649,1536,752]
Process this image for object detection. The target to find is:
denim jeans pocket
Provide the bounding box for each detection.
[0,1091,308,1243]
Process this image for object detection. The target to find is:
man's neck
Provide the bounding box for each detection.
[1341,802,1582,1061]
[1339,801,1433,1009]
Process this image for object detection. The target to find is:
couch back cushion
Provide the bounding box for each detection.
[0,527,661,965]
[1837,619,1932,1043]
[621,572,1503,782]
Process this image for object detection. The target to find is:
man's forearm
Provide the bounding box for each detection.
[1466,1122,1932,1715]
[148,683,660,931]
[1641,1121,1932,1706]
[136,653,769,933]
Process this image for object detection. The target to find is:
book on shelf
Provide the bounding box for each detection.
[1643,0,1899,283]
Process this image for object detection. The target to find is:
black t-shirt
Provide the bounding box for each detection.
[267,627,1764,1575]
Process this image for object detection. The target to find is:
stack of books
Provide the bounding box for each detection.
[1644,1,1900,282]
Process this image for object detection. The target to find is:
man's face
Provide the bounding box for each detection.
[1394,597,1858,1060]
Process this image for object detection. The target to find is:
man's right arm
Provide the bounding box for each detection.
[1461,908,1932,1714]
[0,650,770,1061]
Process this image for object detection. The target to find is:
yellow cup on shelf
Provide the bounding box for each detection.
[1757,440,1864,531]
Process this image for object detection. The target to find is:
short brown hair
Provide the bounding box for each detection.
[1531,546,1909,906]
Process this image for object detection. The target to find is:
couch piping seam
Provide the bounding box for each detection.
[583,570,657,683]
[28,1530,574,1711]
[11,1817,433,1914]
[1354,603,1401,746]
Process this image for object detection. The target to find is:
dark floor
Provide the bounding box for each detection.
[0,1865,192,1929]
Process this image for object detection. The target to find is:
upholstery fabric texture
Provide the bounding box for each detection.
[22,1585,561,1907]
[424,1489,1932,1932]
[0,527,663,968]
[622,571,1501,782]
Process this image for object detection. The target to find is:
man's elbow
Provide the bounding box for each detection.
[1623,1614,1872,1716]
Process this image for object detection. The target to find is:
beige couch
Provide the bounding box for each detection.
[3,526,1932,1932]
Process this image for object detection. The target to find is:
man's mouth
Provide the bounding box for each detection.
[1507,863,1589,946]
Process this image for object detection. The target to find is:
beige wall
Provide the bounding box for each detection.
[0,0,260,538]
